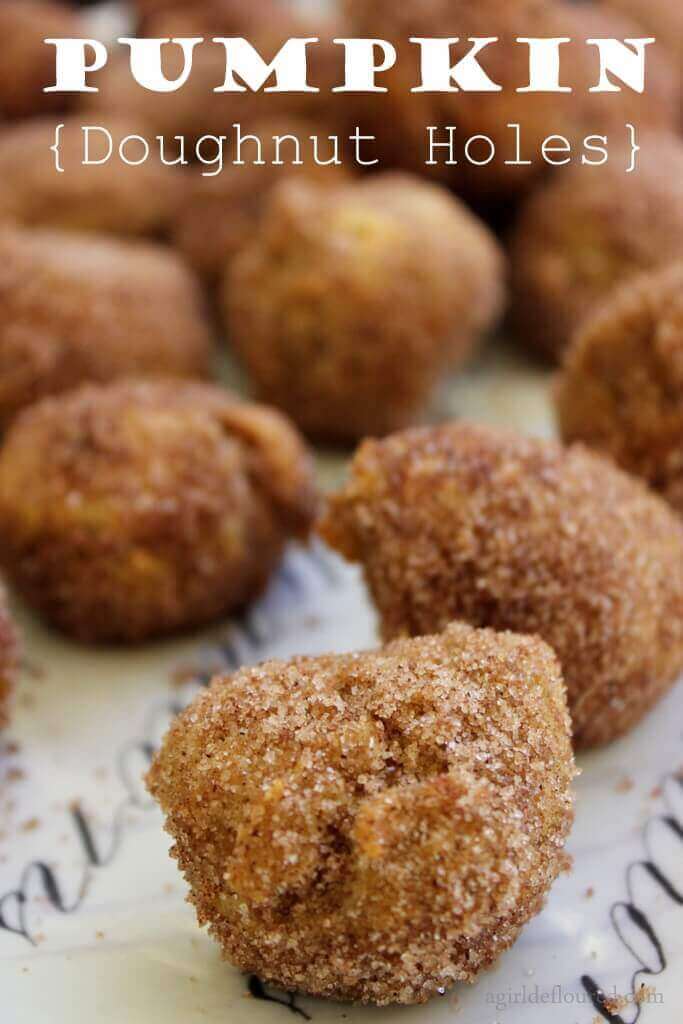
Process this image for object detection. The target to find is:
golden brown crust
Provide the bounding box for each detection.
[0,380,317,644]
[133,0,288,33]
[319,422,683,749]
[0,1,82,120]
[0,117,181,238]
[147,622,575,1005]
[0,583,18,731]
[509,134,683,360]
[0,225,213,428]
[556,262,683,515]
[601,0,683,75]
[80,46,228,144]
[225,173,505,442]
[84,6,347,143]
[172,116,352,286]
[344,0,680,201]
[131,0,187,24]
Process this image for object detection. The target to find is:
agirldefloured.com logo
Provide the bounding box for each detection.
[486,982,663,1015]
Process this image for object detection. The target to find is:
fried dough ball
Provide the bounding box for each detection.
[132,0,167,16]
[225,173,505,442]
[131,0,187,25]
[133,0,287,33]
[145,3,347,128]
[0,117,181,238]
[602,0,683,102]
[85,5,346,143]
[319,422,683,749]
[0,1,83,120]
[173,117,351,286]
[148,621,574,1005]
[80,45,228,144]
[0,381,316,644]
[509,134,683,360]
[556,263,683,516]
[344,0,680,203]
[0,585,17,731]
[0,226,212,428]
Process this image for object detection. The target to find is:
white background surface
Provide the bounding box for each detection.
[1,522,681,1024]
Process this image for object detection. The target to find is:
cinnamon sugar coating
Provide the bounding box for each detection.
[556,263,683,516]
[320,422,683,748]
[85,4,346,144]
[0,117,180,239]
[602,0,683,103]
[509,134,683,360]
[172,116,351,287]
[0,226,212,428]
[0,1,82,119]
[0,380,316,644]
[131,0,190,25]
[225,173,505,442]
[344,0,680,202]
[134,0,295,34]
[147,622,575,1005]
[0,584,17,730]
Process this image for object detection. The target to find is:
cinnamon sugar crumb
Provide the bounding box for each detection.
[636,984,657,1005]
[604,993,629,1014]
